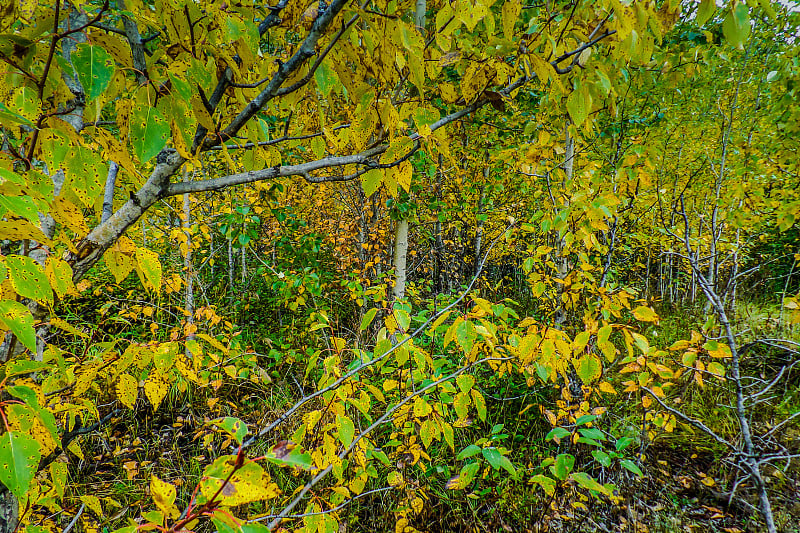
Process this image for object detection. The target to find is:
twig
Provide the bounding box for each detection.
[250,486,394,521]
[62,503,85,533]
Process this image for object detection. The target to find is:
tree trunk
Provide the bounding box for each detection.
[102,162,119,223]
[555,120,574,326]
[228,226,235,305]
[415,0,426,32]
[392,219,409,301]
[183,171,195,353]
[474,180,487,277]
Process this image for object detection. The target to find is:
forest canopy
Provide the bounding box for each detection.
[0,0,799,532]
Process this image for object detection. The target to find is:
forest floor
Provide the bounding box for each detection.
[63,383,800,533]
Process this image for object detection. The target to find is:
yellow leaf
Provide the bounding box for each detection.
[707,361,726,379]
[144,371,169,410]
[387,471,404,486]
[150,475,179,519]
[700,476,715,487]
[46,258,76,298]
[105,236,137,284]
[199,456,280,506]
[116,374,138,409]
[136,247,162,293]
[50,317,89,338]
[704,341,732,359]
[51,196,89,234]
[632,305,658,322]
[6,403,57,455]
[79,495,103,517]
[68,440,84,460]
[598,381,617,395]
[502,0,521,40]
[0,220,52,246]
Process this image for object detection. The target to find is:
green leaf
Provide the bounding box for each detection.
[71,43,115,101]
[129,103,169,162]
[5,385,58,444]
[4,359,49,377]
[64,145,106,206]
[361,169,382,197]
[0,431,41,499]
[455,319,476,353]
[456,374,475,393]
[445,461,480,489]
[571,471,609,495]
[6,255,53,304]
[337,415,355,447]
[707,361,726,378]
[550,453,574,481]
[574,354,602,384]
[213,417,248,445]
[0,101,34,127]
[0,300,37,352]
[0,195,40,224]
[545,427,571,441]
[566,85,590,126]
[360,308,378,331]
[482,447,515,476]
[592,450,611,467]
[456,444,481,460]
[314,60,338,98]
[620,459,643,477]
[265,441,312,470]
[394,309,410,331]
[578,428,606,441]
[722,3,750,48]
[696,0,715,26]
[615,437,634,452]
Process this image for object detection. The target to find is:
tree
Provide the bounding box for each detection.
[4,0,796,531]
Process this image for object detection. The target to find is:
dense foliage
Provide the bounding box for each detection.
[0,0,798,532]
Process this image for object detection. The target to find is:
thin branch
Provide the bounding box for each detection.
[642,386,737,452]
[211,123,351,151]
[250,487,394,522]
[62,503,85,533]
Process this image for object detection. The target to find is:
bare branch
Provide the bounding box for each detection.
[165,146,386,195]
[211,123,351,151]
[250,487,394,522]
[642,386,737,453]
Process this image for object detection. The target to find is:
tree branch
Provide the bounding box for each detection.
[165,146,386,195]
[213,0,352,150]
